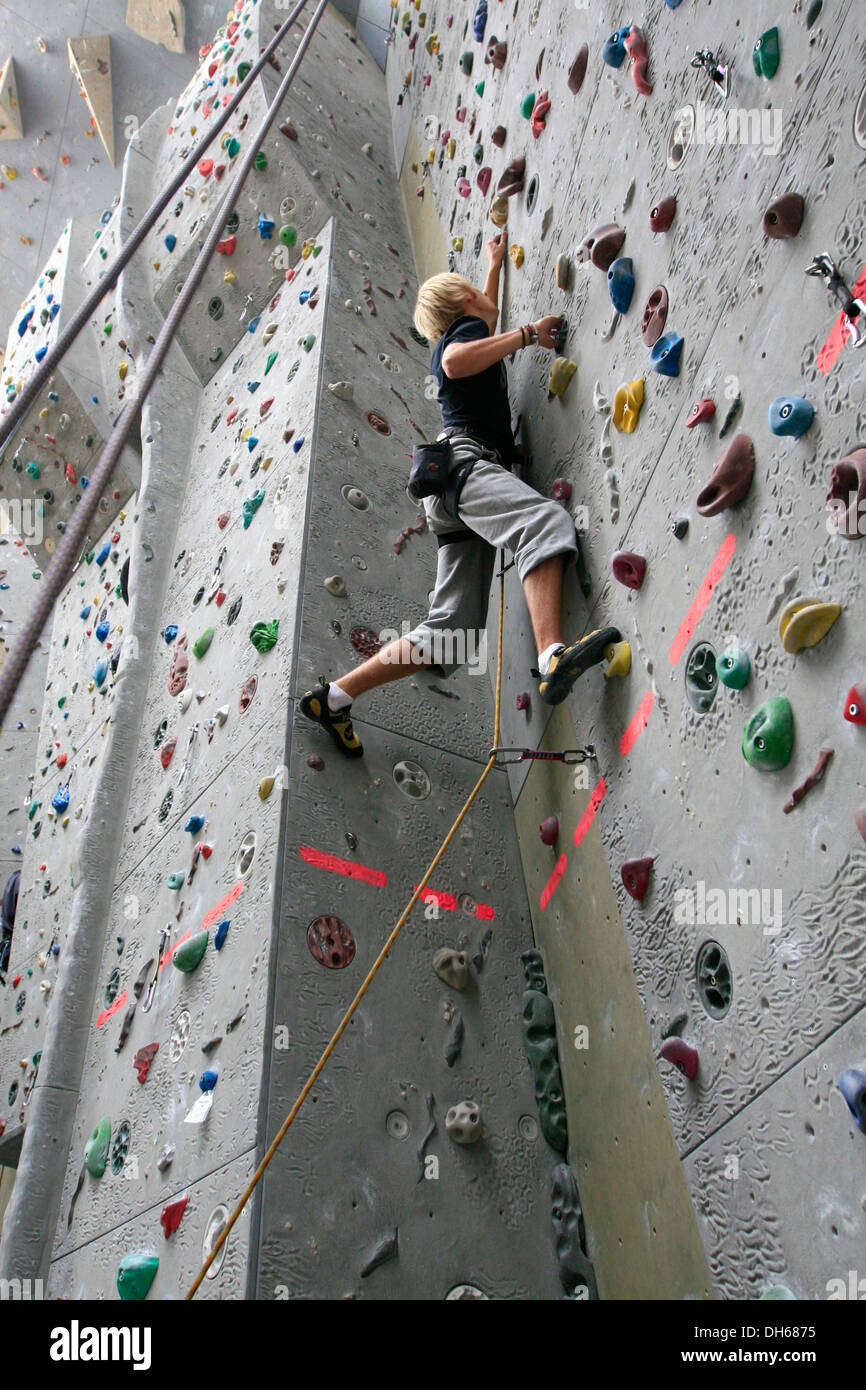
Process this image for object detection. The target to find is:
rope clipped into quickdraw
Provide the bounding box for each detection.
[489,746,595,765]
[185,553,509,1298]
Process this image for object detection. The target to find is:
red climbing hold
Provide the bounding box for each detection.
[696,435,756,517]
[624,26,652,95]
[197,158,214,177]
[217,513,230,529]
[621,856,653,901]
[65,463,77,484]
[160,1193,189,1238]
[530,90,550,139]
[539,816,559,846]
[160,736,177,769]
[611,551,646,590]
[660,1037,698,1079]
[133,1042,159,1084]
[217,235,236,256]
[844,684,866,724]
[552,478,572,502]
[516,692,530,712]
[649,196,676,234]
[476,166,492,196]
[581,223,625,273]
[685,397,715,428]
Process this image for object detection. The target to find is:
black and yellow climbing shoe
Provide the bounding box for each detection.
[299,681,364,758]
[536,627,623,705]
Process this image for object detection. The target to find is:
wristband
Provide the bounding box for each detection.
[525,322,538,346]
[520,325,527,347]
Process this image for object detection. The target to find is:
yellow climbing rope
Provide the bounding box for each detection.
[185,555,508,1298]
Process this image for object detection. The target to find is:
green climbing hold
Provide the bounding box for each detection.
[58,697,66,708]
[193,627,214,658]
[312,244,322,258]
[475,80,485,96]
[167,871,185,890]
[117,1252,159,1301]
[253,150,267,171]
[753,27,780,79]
[26,461,39,479]
[103,321,112,335]
[250,619,279,653]
[302,333,315,352]
[279,224,297,247]
[521,91,535,119]
[171,928,209,974]
[85,551,94,564]
[84,1116,111,1177]
[226,136,241,158]
[742,697,794,772]
[28,801,39,821]
[716,647,750,690]
[238,60,252,81]
[265,350,278,375]
[242,488,265,528]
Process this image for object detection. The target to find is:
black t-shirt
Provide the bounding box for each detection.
[430,314,515,460]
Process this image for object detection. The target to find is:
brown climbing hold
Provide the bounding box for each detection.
[580,222,625,272]
[762,192,804,240]
[489,197,508,227]
[516,692,531,712]
[649,196,676,234]
[568,45,588,95]
[133,1042,159,1084]
[686,397,715,428]
[486,38,507,69]
[621,857,653,901]
[307,915,356,969]
[783,747,834,814]
[491,125,506,147]
[239,675,257,712]
[539,816,559,846]
[612,551,646,590]
[641,286,669,347]
[307,753,325,771]
[555,254,570,290]
[696,435,756,517]
[826,447,866,541]
[497,156,525,197]
[167,641,188,697]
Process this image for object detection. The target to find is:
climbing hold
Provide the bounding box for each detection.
[521,950,567,1152]
[843,684,866,724]
[686,397,715,428]
[459,51,473,75]
[762,192,804,239]
[580,223,625,272]
[607,257,635,313]
[548,358,577,399]
[497,156,525,197]
[742,697,795,771]
[133,1042,159,1085]
[491,126,506,148]
[697,435,755,515]
[685,643,719,713]
[568,45,589,94]
[649,196,676,233]
[555,255,570,290]
[778,597,841,653]
[193,627,214,659]
[472,0,487,41]
[530,90,550,138]
[624,25,652,95]
[621,857,653,902]
[489,197,508,227]
[769,396,813,437]
[216,235,236,256]
[660,1038,698,1079]
[485,38,507,69]
[612,379,644,432]
[552,478,572,502]
[214,920,230,951]
[784,747,834,813]
[601,26,631,69]
[753,27,780,79]
[476,166,492,196]
[160,1194,189,1239]
[520,90,535,119]
[185,814,205,834]
[84,1116,111,1177]
[445,1100,482,1144]
[279,224,297,247]
[716,647,750,689]
[611,551,646,590]
[257,213,275,239]
[250,620,279,653]
[604,640,631,678]
[171,929,209,973]
[551,1165,597,1299]
[324,575,347,597]
[516,692,531,712]
[649,330,683,377]
[242,488,265,528]
[475,80,485,97]
[509,245,524,268]
[433,947,470,990]
[539,816,559,846]
[838,1069,866,1133]
[117,1253,159,1301]
[826,448,866,541]
[641,286,669,347]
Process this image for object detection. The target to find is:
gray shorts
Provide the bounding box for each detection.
[404,437,579,677]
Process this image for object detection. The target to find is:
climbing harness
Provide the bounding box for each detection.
[186,552,512,1297]
[805,254,866,347]
[489,746,595,765]
[690,49,729,99]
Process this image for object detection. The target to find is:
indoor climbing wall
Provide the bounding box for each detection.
[2,0,571,1300]
[392,0,866,1298]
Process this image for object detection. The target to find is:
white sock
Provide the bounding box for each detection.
[327,680,353,711]
[538,642,565,676]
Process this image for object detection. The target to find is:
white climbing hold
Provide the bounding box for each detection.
[328,381,354,400]
[324,575,346,596]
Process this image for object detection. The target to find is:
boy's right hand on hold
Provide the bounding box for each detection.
[534,316,564,349]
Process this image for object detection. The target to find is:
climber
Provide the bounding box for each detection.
[300,229,621,757]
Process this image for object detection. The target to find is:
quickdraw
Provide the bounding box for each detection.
[489,746,595,765]
[805,253,866,348]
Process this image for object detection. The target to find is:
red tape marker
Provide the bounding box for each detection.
[668,533,737,666]
[300,845,388,887]
[620,690,654,757]
[96,990,128,1028]
[540,853,568,911]
[202,879,243,929]
[573,778,607,846]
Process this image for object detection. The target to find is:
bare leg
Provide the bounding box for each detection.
[333,637,434,701]
[522,554,565,653]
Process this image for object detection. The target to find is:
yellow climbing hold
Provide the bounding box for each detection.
[603,640,632,678]
[258,776,275,800]
[19,234,31,245]
[509,244,524,268]
[224,269,236,283]
[612,378,644,433]
[118,361,128,381]
[778,597,842,653]
[2,165,18,179]
[489,197,508,227]
[446,137,456,159]
[548,357,577,399]
[427,145,435,164]
[452,236,463,251]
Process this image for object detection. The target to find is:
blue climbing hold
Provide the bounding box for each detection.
[257,214,275,239]
[95,620,110,643]
[93,658,109,686]
[17,307,34,336]
[473,0,487,42]
[48,391,59,402]
[664,0,682,7]
[299,289,311,304]
[292,436,305,452]
[650,330,684,377]
[80,477,90,489]
[49,303,60,321]
[768,396,814,438]
[34,346,48,363]
[602,25,632,68]
[52,785,70,814]
[81,605,91,620]
[163,624,178,643]
[214,919,230,950]
[838,1069,866,1133]
[248,316,261,334]
[199,1068,219,1092]
[164,234,177,251]
[608,257,635,313]
[96,542,111,566]
[247,380,260,392]
[185,814,205,834]
[247,435,259,452]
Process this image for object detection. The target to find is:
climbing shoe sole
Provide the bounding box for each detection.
[299,684,364,758]
[538,626,623,705]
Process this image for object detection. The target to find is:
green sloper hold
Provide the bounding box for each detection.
[226,136,240,158]
[253,150,267,171]
[753,27,780,79]
[238,60,252,81]
[84,1116,111,1177]
[742,697,794,771]
[521,91,535,119]
[264,350,278,375]
[716,647,750,690]
[172,928,209,973]
[278,224,297,247]
[250,620,279,653]
[167,871,185,889]
[475,80,485,97]
[193,627,214,658]
[117,1252,159,1301]
[243,488,265,528]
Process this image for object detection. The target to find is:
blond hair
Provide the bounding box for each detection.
[413,272,473,344]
